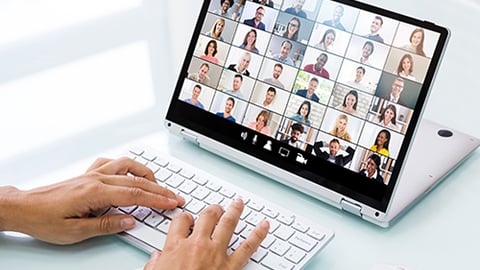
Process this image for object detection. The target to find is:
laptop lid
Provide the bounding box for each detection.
[165,0,451,226]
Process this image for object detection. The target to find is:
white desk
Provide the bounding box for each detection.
[1,1,479,269]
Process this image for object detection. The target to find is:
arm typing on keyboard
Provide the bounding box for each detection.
[0,157,269,270]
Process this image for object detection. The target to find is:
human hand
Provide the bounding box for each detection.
[0,157,184,244]
[144,199,269,270]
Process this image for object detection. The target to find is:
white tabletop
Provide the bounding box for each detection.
[1,1,479,269]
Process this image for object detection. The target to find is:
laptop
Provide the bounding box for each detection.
[163,0,480,228]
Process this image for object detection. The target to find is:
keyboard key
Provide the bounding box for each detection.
[119,206,137,214]
[245,212,265,226]
[129,146,144,156]
[277,214,295,226]
[191,186,210,201]
[144,211,165,227]
[163,208,184,220]
[165,175,184,188]
[270,240,291,256]
[146,162,161,174]
[292,221,309,233]
[307,229,326,241]
[247,200,264,212]
[153,156,169,167]
[204,192,223,205]
[178,181,197,194]
[261,252,294,270]
[234,220,247,235]
[157,219,172,234]
[132,207,151,221]
[274,224,295,241]
[250,246,268,263]
[288,232,317,252]
[185,199,206,214]
[262,207,279,219]
[141,151,157,162]
[192,175,208,185]
[167,163,182,173]
[205,181,222,192]
[260,233,276,249]
[179,169,195,179]
[219,187,236,198]
[125,222,167,250]
[284,246,306,264]
[155,168,172,182]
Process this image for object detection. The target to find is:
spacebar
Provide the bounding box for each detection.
[124,221,167,250]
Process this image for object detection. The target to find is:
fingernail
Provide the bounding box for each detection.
[260,219,270,229]
[121,216,135,229]
[235,197,244,205]
[176,194,185,203]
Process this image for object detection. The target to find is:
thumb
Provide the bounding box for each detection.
[144,250,162,270]
[76,214,136,239]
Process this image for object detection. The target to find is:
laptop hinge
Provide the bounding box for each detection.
[340,199,362,217]
[180,130,199,145]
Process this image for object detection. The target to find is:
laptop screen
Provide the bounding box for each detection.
[166,0,449,212]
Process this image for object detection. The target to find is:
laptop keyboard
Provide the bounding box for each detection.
[98,145,334,269]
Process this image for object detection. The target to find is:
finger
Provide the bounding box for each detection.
[100,174,184,206]
[230,220,269,268]
[96,182,182,210]
[94,157,155,181]
[86,157,112,172]
[212,198,243,247]
[144,250,162,270]
[191,204,224,239]
[68,213,136,241]
[163,212,194,249]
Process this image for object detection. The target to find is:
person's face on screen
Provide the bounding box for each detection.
[362,44,373,58]
[402,57,412,73]
[294,0,305,10]
[225,99,234,113]
[376,131,389,147]
[221,1,230,12]
[345,94,356,109]
[333,6,344,21]
[411,31,423,47]
[288,20,300,35]
[324,32,335,47]
[233,77,242,91]
[246,31,256,45]
[336,118,347,132]
[291,129,302,142]
[192,86,201,99]
[366,158,377,177]
[300,103,309,117]
[329,141,340,156]
[255,8,265,22]
[215,21,225,35]
[316,55,328,69]
[207,42,216,56]
[383,108,395,124]
[391,79,404,98]
[370,18,382,34]
[355,68,364,82]
[257,115,266,128]
[199,65,209,79]
[280,42,292,59]
[239,55,251,71]
[273,65,282,79]
[307,80,318,94]
[265,90,275,103]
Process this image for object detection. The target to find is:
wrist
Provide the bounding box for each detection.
[0,186,25,232]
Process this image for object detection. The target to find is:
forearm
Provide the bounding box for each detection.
[0,186,25,232]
